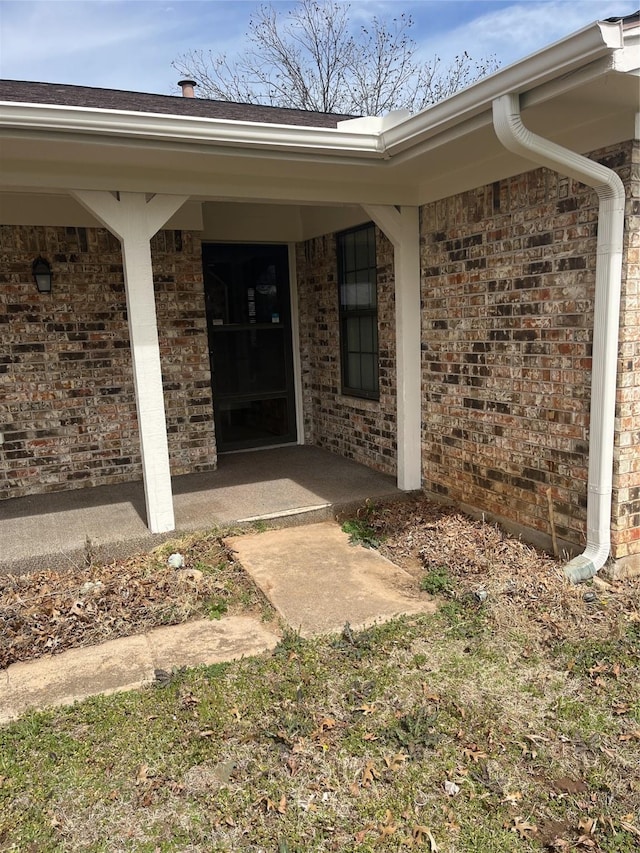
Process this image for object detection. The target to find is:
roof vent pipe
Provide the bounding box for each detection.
[178,79,197,98]
[492,92,625,583]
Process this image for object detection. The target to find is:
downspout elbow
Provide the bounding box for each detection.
[492,93,625,583]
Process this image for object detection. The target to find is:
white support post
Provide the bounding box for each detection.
[72,191,188,533]
[363,204,422,491]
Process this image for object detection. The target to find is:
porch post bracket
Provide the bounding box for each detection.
[71,190,188,533]
[363,204,422,492]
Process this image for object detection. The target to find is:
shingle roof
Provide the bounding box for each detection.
[0,80,357,128]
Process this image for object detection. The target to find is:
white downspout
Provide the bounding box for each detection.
[492,93,625,583]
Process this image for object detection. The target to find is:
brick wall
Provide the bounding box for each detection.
[296,228,397,476]
[0,225,216,500]
[612,139,640,560]
[420,140,638,558]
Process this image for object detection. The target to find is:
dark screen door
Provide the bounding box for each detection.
[202,243,296,452]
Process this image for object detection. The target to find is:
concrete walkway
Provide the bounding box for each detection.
[1,521,434,725]
[227,521,436,637]
[1,617,280,726]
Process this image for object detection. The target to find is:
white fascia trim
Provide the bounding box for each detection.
[0,101,384,159]
[380,20,624,156]
[0,21,626,167]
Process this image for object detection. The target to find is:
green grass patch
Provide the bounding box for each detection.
[420,564,454,596]
[3,612,639,852]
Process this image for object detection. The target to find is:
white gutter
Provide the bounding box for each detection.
[381,19,624,156]
[0,21,625,164]
[492,93,625,583]
[0,101,384,158]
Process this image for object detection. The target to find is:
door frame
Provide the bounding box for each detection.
[288,243,305,446]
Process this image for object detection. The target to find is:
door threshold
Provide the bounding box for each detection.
[219,442,301,456]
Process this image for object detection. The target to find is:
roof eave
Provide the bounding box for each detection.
[0,18,633,168]
[380,19,626,156]
[0,101,384,159]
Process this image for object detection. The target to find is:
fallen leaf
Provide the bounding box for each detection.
[578,816,597,835]
[311,716,337,739]
[378,809,397,838]
[512,816,537,839]
[384,752,408,772]
[501,791,523,806]
[462,744,488,762]
[412,825,439,850]
[422,683,440,702]
[361,760,380,787]
[619,816,640,837]
[354,823,375,843]
[355,703,376,715]
[618,729,640,742]
[180,690,200,708]
[254,795,276,813]
[612,701,630,715]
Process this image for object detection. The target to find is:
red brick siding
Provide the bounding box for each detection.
[296,228,397,475]
[420,141,637,558]
[0,225,215,500]
[612,139,640,558]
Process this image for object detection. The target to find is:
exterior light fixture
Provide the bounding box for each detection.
[32,256,52,293]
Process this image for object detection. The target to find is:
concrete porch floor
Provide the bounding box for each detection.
[0,445,403,575]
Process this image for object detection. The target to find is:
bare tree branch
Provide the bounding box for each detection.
[172,0,499,114]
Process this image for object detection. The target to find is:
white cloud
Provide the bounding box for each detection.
[0,0,251,93]
[410,0,639,69]
[1,0,637,93]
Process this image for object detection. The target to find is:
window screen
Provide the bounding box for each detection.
[337,224,379,399]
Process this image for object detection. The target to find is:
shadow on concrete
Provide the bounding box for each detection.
[0,446,403,575]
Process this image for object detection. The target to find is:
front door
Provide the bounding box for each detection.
[203,243,297,452]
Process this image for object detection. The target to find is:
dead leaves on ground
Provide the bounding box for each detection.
[0,537,235,668]
[355,811,439,849]
[375,496,640,648]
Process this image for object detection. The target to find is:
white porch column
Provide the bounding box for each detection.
[72,191,188,533]
[362,205,422,491]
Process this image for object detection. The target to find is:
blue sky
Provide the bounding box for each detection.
[0,0,637,96]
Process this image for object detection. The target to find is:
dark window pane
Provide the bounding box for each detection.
[347,353,361,389]
[360,354,377,391]
[359,315,374,352]
[213,329,287,395]
[216,397,289,446]
[337,223,379,399]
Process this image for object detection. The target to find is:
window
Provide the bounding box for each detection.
[337,224,379,399]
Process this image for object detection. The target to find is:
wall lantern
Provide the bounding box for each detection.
[32,256,52,293]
